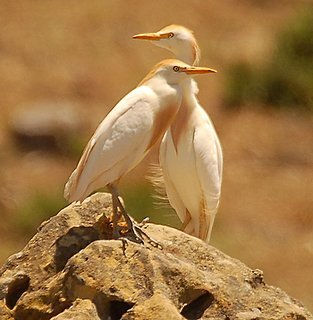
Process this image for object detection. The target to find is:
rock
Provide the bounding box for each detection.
[0,192,312,320]
[50,299,100,320]
[10,101,83,153]
[0,300,14,320]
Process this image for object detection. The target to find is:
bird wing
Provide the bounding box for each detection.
[193,120,223,242]
[64,86,158,202]
[159,130,187,223]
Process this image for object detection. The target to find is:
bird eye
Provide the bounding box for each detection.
[173,66,180,72]
[168,32,174,38]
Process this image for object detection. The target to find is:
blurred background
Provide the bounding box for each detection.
[0,0,312,311]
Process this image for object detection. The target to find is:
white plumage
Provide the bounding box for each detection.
[64,58,216,243]
[65,87,166,201]
[133,25,222,242]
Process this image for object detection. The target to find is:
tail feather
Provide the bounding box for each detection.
[64,137,96,203]
[205,206,218,242]
[146,163,217,243]
[64,169,79,202]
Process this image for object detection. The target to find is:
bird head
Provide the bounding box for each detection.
[138,59,216,86]
[133,25,200,66]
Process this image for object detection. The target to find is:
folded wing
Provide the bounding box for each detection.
[194,120,223,241]
[64,86,159,202]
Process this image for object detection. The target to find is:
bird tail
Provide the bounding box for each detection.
[145,163,170,208]
[64,168,86,203]
[63,169,78,202]
[198,197,219,243]
[205,208,218,243]
[64,138,96,203]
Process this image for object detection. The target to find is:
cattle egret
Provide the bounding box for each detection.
[133,25,223,242]
[64,58,216,244]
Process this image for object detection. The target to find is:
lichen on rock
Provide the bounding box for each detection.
[0,192,312,320]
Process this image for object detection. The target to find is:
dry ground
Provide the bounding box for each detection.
[0,0,312,311]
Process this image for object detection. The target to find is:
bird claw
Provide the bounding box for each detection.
[122,217,162,249]
[138,217,150,227]
[108,185,162,249]
[120,237,129,256]
[133,224,162,249]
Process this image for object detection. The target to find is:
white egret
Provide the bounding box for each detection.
[133,25,223,242]
[64,58,216,244]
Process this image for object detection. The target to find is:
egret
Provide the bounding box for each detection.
[133,25,223,242]
[64,58,216,244]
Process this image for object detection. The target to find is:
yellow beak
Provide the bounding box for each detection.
[132,32,171,40]
[183,67,217,74]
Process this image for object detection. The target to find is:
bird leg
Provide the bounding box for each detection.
[110,187,143,244]
[111,193,120,239]
[107,184,161,248]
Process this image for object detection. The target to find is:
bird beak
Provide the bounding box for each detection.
[183,67,217,74]
[132,32,171,40]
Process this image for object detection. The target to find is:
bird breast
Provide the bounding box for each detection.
[170,99,196,152]
[145,86,182,151]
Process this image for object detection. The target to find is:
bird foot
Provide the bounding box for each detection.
[120,215,162,249]
[138,216,150,227]
[108,184,162,249]
[120,237,129,256]
[109,214,160,248]
[133,224,162,249]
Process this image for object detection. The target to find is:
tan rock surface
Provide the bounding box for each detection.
[0,192,312,320]
[0,300,14,320]
[50,299,100,320]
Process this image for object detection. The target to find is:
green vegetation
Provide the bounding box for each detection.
[59,134,87,159]
[224,8,313,111]
[14,183,180,237]
[15,191,67,235]
[123,183,181,228]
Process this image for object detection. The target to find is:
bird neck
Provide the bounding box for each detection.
[169,79,199,146]
[173,79,199,117]
[174,41,200,66]
[145,75,180,101]
[181,78,198,100]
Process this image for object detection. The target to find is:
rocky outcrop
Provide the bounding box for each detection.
[50,299,100,320]
[0,193,312,320]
